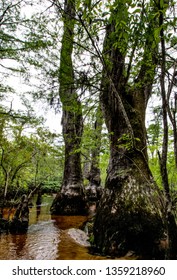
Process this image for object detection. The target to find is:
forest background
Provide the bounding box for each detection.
[1,0,177,259]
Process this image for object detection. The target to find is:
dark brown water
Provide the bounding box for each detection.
[0,195,109,260]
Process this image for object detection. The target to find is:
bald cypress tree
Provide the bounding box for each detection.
[92,0,168,259]
[51,0,86,215]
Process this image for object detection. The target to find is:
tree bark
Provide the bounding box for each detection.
[93,4,167,259]
[9,194,29,234]
[51,0,86,215]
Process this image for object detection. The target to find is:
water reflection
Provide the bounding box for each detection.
[26,220,59,259]
[36,205,41,220]
[0,195,92,260]
[0,195,115,260]
[10,234,27,258]
[0,196,58,259]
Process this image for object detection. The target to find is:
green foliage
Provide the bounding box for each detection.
[81,109,109,187]
[147,121,177,196]
[99,151,109,186]
[117,133,140,151]
[42,179,61,194]
[1,0,177,208]
[0,113,64,199]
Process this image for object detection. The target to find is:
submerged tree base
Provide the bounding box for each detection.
[0,215,29,235]
[0,194,29,234]
[93,174,167,259]
[50,185,87,215]
[0,217,9,233]
[9,219,28,234]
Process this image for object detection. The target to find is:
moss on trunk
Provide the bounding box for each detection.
[93,170,166,259]
[91,2,168,259]
[51,0,87,215]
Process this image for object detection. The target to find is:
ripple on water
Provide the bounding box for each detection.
[0,220,60,260]
[0,196,131,260]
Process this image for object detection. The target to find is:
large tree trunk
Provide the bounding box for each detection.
[93,95,166,257]
[51,0,86,215]
[93,5,167,259]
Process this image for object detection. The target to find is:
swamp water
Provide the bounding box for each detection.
[0,195,109,260]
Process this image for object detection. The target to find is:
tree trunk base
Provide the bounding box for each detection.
[9,219,28,234]
[93,178,167,259]
[0,194,29,234]
[0,217,9,233]
[50,184,87,215]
